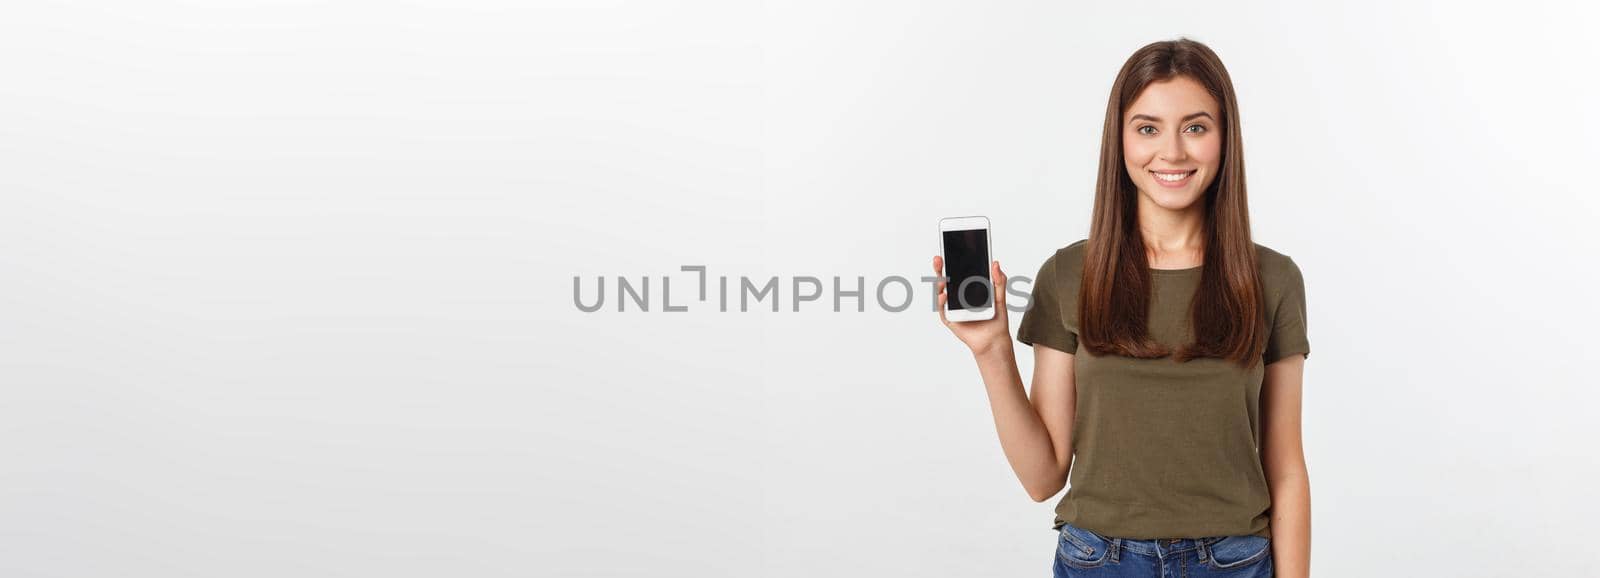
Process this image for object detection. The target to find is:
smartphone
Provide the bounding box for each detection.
[938,216,994,322]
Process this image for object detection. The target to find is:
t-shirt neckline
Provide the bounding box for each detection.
[1149,264,1202,275]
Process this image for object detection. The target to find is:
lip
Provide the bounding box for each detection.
[1149,169,1197,189]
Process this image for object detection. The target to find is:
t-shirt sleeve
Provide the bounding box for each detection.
[1016,252,1079,355]
[1263,257,1311,364]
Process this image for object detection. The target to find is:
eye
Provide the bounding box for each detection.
[1137,125,1157,135]
[1184,124,1207,134]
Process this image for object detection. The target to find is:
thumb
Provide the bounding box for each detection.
[992,260,1007,310]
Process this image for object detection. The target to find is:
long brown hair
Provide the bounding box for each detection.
[1077,38,1266,367]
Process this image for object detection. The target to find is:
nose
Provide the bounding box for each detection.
[1159,132,1187,162]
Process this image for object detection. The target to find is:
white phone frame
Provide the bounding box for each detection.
[938,215,995,322]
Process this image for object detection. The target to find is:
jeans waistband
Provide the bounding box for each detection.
[1112,535,1223,557]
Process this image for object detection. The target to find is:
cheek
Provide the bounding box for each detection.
[1123,138,1156,169]
[1192,135,1223,170]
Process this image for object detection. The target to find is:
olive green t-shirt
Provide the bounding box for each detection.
[1015,238,1310,540]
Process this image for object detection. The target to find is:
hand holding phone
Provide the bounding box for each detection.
[935,216,1012,355]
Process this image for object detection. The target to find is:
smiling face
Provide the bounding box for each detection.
[1122,75,1223,212]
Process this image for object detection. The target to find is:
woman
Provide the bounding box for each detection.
[933,38,1311,577]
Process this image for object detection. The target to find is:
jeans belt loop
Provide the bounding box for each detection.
[1109,537,1121,563]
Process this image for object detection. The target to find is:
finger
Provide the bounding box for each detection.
[936,290,949,325]
[932,255,943,275]
[992,260,1007,310]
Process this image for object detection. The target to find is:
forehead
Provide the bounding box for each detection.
[1125,76,1218,119]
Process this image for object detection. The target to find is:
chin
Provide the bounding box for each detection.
[1141,184,1207,211]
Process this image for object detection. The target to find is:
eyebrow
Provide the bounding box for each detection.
[1128,111,1215,124]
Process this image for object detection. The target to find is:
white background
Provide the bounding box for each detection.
[3,1,1597,576]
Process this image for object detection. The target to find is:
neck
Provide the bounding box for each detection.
[1135,193,1206,260]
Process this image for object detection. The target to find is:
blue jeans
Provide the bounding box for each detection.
[1052,520,1273,577]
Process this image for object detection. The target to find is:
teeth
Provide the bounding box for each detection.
[1154,171,1192,182]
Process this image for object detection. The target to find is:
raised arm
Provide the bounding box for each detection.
[934,256,1076,502]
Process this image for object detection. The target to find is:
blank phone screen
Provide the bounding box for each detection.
[942,229,991,311]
